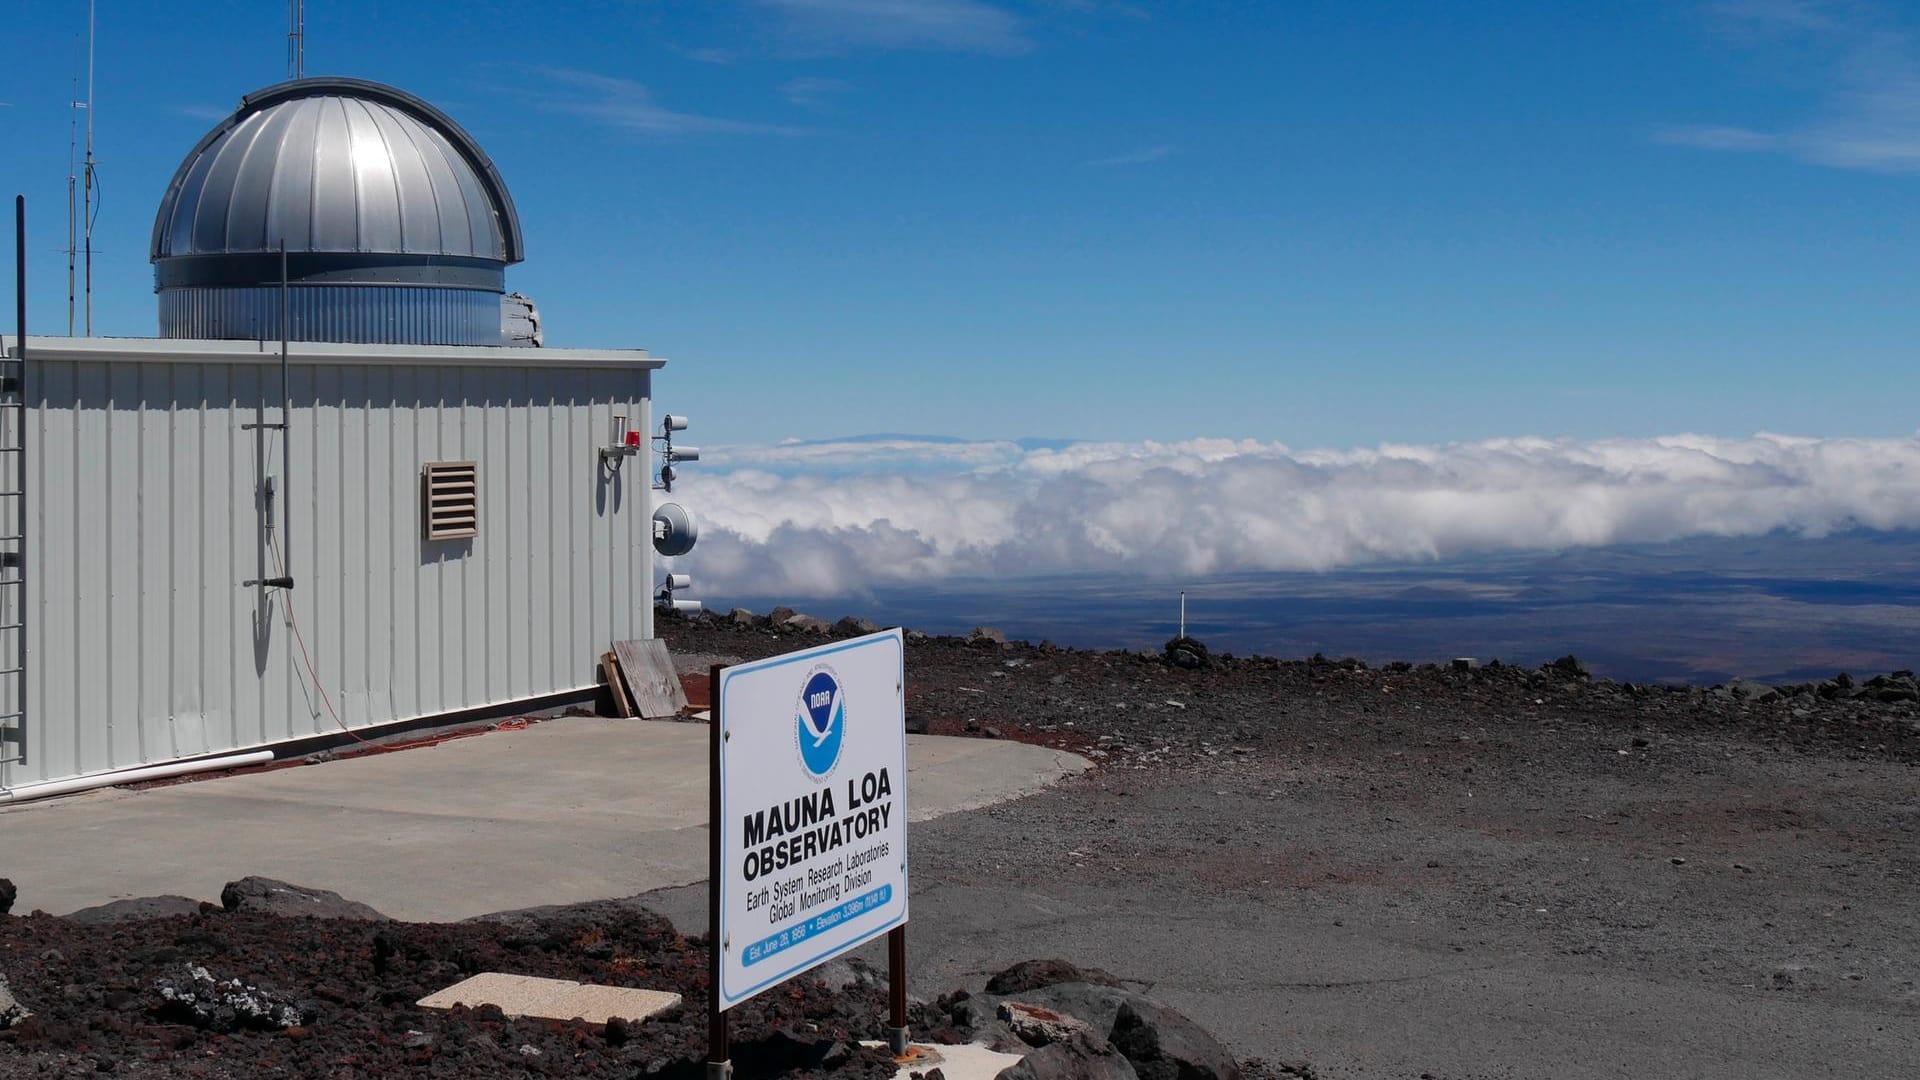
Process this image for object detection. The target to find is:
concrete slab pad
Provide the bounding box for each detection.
[0,719,1089,921]
[418,973,681,1024]
[868,1041,1025,1080]
[547,984,685,1025]
[417,972,575,1016]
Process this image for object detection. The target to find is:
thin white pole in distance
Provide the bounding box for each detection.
[1179,591,1187,640]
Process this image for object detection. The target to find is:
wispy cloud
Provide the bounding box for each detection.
[521,67,805,137]
[173,104,231,122]
[1084,143,1177,167]
[1654,123,1785,151]
[752,0,1031,55]
[669,432,1920,597]
[684,47,738,65]
[1040,0,1149,17]
[1668,0,1920,172]
[779,76,852,109]
[1710,0,1843,35]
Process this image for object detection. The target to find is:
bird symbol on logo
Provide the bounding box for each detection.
[799,686,842,747]
[797,669,847,777]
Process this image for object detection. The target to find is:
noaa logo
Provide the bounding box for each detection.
[795,667,846,779]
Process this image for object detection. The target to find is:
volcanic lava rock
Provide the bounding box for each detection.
[150,964,305,1032]
[995,1030,1140,1080]
[1001,1000,1094,1047]
[944,982,1161,1056]
[726,1029,896,1076]
[0,971,32,1028]
[0,892,896,1077]
[1544,655,1590,679]
[814,956,883,992]
[1726,679,1779,703]
[1867,672,1920,702]
[785,614,833,635]
[941,991,1027,1053]
[729,607,758,627]
[987,959,1124,995]
[970,626,1010,648]
[0,878,16,915]
[836,616,882,637]
[219,877,388,921]
[65,896,205,924]
[1013,984,1155,1043]
[767,606,798,625]
[1109,999,1241,1080]
[1164,637,1211,670]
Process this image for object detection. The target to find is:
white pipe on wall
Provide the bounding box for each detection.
[0,750,275,805]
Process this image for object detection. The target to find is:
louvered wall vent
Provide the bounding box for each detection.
[423,461,479,540]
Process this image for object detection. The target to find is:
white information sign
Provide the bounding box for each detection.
[714,629,908,1010]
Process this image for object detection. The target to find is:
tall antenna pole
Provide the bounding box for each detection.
[66,74,77,337]
[288,0,304,79]
[81,0,95,336]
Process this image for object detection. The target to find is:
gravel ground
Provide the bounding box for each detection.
[2,608,1914,1078]
[657,611,1920,1079]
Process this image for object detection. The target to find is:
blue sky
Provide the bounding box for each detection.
[5,0,1920,448]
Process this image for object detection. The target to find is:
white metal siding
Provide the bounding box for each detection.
[7,340,656,787]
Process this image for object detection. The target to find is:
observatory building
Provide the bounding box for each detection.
[0,78,691,799]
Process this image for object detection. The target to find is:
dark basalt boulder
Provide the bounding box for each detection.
[220,878,388,921]
[995,1031,1140,1080]
[1109,999,1242,1080]
[987,959,1124,995]
[1164,637,1210,670]
[66,895,206,924]
[1544,654,1590,679]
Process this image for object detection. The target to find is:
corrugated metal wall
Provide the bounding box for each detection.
[6,339,657,787]
[158,286,505,346]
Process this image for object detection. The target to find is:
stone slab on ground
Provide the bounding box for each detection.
[417,972,681,1024]
[867,1041,1025,1080]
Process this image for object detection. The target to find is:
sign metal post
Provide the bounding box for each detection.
[887,924,909,1054]
[708,662,729,1080]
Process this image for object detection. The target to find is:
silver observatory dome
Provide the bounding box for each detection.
[151,77,525,345]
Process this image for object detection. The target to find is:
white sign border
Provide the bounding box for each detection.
[714,628,909,1009]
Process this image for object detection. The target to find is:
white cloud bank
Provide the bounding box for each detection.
[670,433,1920,597]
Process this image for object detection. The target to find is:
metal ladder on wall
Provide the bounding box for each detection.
[1,198,27,772]
[0,337,24,769]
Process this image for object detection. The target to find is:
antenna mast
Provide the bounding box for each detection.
[81,0,96,336]
[288,1,304,79]
[66,74,77,336]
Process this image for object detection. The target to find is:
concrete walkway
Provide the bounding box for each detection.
[0,719,1089,921]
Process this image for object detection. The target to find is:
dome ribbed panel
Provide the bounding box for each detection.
[153,89,511,260]
[222,104,297,252]
[265,98,322,253]
[366,103,442,254]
